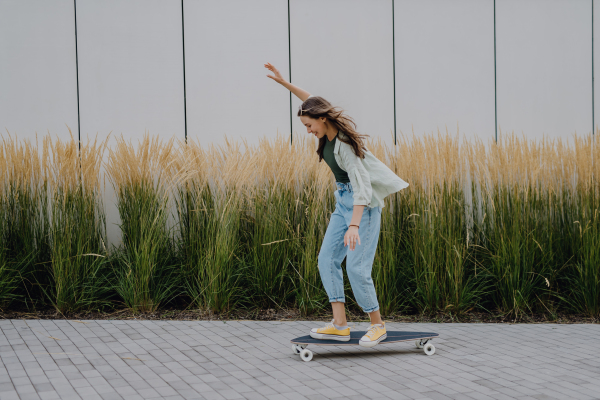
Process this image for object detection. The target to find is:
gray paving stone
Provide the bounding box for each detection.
[38,391,61,400]
[1,321,600,400]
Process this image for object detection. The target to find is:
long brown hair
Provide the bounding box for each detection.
[297,96,370,162]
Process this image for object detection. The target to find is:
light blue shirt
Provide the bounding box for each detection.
[333,130,409,209]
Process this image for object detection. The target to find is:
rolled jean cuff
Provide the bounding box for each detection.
[362,304,380,313]
[329,297,345,303]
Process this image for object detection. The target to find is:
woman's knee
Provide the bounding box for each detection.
[347,267,373,286]
[317,252,331,273]
[317,252,325,268]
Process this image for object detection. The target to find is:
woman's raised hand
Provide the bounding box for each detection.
[264,62,311,101]
[264,62,286,84]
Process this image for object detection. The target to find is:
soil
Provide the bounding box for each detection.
[0,307,598,324]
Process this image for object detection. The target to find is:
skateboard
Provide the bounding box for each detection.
[290,331,439,362]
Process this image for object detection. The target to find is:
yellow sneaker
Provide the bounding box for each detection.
[310,319,350,341]
[359,322,387,348]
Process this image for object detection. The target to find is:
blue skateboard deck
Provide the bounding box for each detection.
[291,331,438,346]
[290,331,439,361]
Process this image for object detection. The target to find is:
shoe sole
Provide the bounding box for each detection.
[309,332,351,341]
[359,333,387,348]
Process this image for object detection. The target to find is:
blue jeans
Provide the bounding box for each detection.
[317,181,382,313]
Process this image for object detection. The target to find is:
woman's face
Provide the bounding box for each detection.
[300,115,327,139]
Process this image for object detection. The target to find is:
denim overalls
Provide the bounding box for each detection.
[317,181,382,313]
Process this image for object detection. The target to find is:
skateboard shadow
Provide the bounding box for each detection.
[308,348,421,360]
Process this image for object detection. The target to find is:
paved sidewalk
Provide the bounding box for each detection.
[0,320,599,400]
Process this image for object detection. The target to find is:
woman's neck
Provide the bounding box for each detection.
[325,125,338,142]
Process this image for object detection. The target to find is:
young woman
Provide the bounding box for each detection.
[265,62,409,347]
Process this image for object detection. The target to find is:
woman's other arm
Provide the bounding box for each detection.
[265,62,311,102]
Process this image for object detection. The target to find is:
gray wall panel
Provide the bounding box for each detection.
[184,0,290,149]
[77,0,185,246]
[290,0,396,149]
[496,0,592,141]
[0,0,78,142]
[77,0,185,141]
[394,0,495,143]
[594,0,599,135]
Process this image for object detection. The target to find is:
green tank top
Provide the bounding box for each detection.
[323,132,350,183]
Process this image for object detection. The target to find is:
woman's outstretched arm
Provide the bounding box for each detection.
[265,62,311,102]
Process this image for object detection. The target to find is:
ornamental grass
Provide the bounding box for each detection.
[0,129,598,318]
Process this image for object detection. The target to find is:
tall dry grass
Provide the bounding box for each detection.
[476,132,598,317]
[175,132,337,314]
[0,133,49,309]
[106,134,182,313]
[175,136,251,312]
[381,130,488,315]
[45,130,111,313]
[1,129,598,319]
[250,132,334,314]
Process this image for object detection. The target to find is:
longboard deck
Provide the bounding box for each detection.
[291,331,438,346]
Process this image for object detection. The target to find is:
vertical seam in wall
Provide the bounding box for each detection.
[494,0,498,142]
[392,0,397,146]
[181,0,188,143]
[593,0,595,138]
[288,0,293,145]
[74,0,81,148]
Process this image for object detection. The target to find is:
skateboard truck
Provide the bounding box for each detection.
[415,338,435,355]
[291,344,312,361]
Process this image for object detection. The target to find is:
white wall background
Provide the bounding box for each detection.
[594,0,600,134]
[2,0,596,146]
[0,0,79,143]
[496,0,593,142]
[1,0,598,244]
[290,0,396,149]
[184,0,291,150]
[77,0,185,141]
[395,0,496,143]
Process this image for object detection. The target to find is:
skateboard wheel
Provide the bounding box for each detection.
[415,340,424,349]
[423,342,435,356]
[300,349,313,362]
[292,344,301,355]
